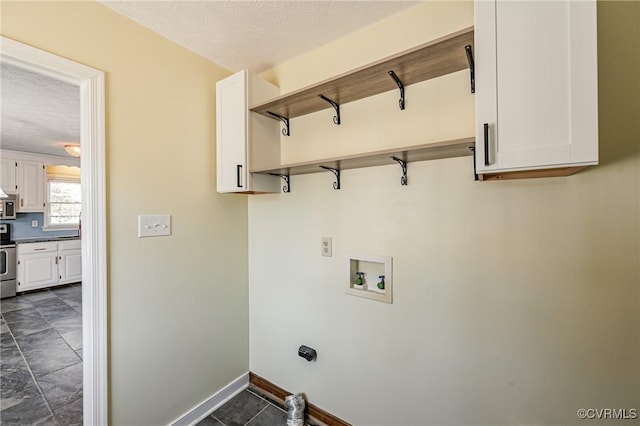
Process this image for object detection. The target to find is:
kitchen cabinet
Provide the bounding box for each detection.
[17,239,81,292]
[16,160,45,212]
[0,157,17,194]
[17,242,58,292]
[474,0,598,180]
[58,240,82,283]
[216,70,281,193]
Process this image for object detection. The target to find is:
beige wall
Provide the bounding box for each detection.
[2,2,248,425]
[250,2,640,425]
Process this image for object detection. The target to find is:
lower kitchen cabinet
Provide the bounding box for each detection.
[58,240,82,283]
[17,239,81,292]
[17,242,58,291]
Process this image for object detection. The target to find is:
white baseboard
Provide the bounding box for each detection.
[171,372,249,426]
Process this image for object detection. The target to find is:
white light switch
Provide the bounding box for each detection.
[138,214,171,238]
[321,237,332,257]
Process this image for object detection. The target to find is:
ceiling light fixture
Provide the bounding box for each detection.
[64,144,81,157]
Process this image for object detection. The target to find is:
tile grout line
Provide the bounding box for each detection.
[3,286,83,422]
[247,388,287,413]
[211,415,226,426]
[31,291,83,361]
[3,321,57,422]
[243,404,271,426]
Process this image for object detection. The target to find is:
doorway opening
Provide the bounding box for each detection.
[0,36,108,424]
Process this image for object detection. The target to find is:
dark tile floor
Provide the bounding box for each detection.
[198,389,290,426]
[0,283,83,426]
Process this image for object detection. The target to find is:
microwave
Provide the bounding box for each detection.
[0,195,17,220]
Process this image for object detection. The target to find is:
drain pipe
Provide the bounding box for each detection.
[284,393,306,426]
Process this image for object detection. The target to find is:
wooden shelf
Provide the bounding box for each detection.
[251,137,475,176]
[250,27,474,120]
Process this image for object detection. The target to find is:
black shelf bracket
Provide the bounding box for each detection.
[465,45,475,94]
[267,111,290,136]
[318,94,341,125]
[390,156,408,185]
[319,166,341,190]
[388,70,405,110]
[469,146,479,181]
[268,173,291,193]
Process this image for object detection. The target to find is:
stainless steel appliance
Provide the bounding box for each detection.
[0,195,17,220]
[0,224,16,298]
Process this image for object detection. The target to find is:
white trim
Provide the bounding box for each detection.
[1,36,108,425]
[170,373,250,426]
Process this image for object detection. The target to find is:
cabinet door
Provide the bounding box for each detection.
[217,71,248,192]
[475,0,598,174]
[17,160,45,212]
[17,252,58,291]
[59,249,82,284]
[0,158,17,194]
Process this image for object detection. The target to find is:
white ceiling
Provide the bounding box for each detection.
[0,62,80,157]
[99,0,419,73]
[1,0,418,157]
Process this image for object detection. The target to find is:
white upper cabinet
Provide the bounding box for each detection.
[16,160,45,212]
[475,0,598,178]
[0,157,17,194]
[216,70,281,193]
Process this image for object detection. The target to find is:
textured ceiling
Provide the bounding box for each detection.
[0,62,80,157]
[1,1,418,157]
[99,0,420,72]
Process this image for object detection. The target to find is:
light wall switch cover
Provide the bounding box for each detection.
[138,214,171,238]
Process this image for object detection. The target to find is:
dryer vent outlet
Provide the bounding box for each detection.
[285,393,306,426]
[298,345,317,362]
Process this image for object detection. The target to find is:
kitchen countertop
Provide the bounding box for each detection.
[13,236,81,244]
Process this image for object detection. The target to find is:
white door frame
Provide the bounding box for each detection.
[1,36,108,425]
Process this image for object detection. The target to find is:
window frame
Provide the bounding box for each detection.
[44,177,81,230]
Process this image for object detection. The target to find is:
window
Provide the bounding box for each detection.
[46,179,81,228]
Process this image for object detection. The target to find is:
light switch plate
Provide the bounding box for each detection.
[321,237,332,257]
[138,214,171,238]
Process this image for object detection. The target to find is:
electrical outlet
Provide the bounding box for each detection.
[31,220,38,228]
[138,214,171,238]
[321,237,332,257]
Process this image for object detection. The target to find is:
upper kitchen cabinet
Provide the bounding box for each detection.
[16,159,45,212]
[216,70,281,193]
[0,157,17,194]
[474,0,598,180]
